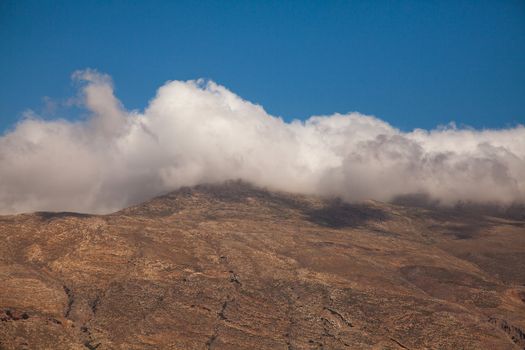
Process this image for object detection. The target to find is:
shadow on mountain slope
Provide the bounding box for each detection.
[303,198,389,229]
[154,180,391,229]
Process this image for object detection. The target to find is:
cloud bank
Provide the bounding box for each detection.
[1,70,524,214]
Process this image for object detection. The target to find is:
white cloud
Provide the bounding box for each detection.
[0,70,524,214]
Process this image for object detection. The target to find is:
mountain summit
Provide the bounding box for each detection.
[1,181,524,349]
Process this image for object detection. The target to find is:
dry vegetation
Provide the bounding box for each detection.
[1,181,524,349]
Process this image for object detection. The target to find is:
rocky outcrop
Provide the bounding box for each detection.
[0,181,524,349]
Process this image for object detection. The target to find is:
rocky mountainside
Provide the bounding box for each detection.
[1,181,524,349]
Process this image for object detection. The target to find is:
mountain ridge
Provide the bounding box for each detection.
[1,181,524,349]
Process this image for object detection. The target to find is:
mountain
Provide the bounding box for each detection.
[1,181,524,349]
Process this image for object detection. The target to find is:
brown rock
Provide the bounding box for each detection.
[0,181,524,349]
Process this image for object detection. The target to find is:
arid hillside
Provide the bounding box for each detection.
[1,181,524,349]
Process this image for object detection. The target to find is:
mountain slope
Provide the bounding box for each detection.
[1,181,524,349]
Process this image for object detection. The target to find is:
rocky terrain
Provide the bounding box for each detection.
[1,181,524,349]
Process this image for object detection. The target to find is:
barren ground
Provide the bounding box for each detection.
[1,182,524,349]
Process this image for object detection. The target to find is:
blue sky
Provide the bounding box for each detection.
[1,0,524,132]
